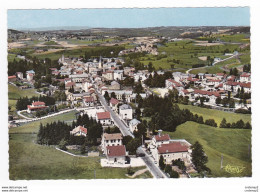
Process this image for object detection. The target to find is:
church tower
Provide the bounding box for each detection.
[98,55,103,69]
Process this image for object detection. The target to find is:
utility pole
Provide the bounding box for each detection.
[220,154,223,169]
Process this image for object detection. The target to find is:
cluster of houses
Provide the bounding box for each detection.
[119,43,158,56]
[165,71,251,109]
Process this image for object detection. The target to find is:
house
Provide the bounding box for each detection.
[151,130,170,147]
[26,70,35,81]
[113,70,124,80]
[119,104,133,122]
[102,90,133,102]
[240,73,251,83]
[8,75,16,82]
[102,71,114,81]
[106,145,127,164]
[109,81,121,90]
[16,72,23,80]
[157,142,190,164]
[27,101,48,113]
[110,98,120,111]
[70,125,87,137]
[96,111,112,125]
[129,119,141,133]
[83,96,95,107]
[101,133,123,151]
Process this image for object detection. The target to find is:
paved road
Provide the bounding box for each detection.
[137,147,167,178]
[95,88,168,178]
[95,89,134,137]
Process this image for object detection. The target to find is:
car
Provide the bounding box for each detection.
[136,153,145,157]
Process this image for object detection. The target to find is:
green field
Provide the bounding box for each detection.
[9,134,151,180]
[165,121,251,177]
[178,104,251,126]
[8,84,39,100]
[9,110,152,180]
[9,111,77,133]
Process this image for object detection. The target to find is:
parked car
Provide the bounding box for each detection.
[136,153,145,157]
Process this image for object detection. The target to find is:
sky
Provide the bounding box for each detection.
[8,7,250,30]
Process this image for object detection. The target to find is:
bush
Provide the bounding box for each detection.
[205,119,217,127]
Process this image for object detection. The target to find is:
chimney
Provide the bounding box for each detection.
[158,129,162,137]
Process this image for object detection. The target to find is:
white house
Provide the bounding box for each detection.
[96,111,112,126]
[106,145,127,164]
[151,131,170,148]
[129,119,141,133]
[26,70,35,81]
[156,142,190,164]
[240,73,251,83]
[110,98,120,111]
[70,125,87,137]
[83,96,95,107]
[102,133,123,152]
[119,104,133,121]
[27,101,48,113]
[113,70,124,80]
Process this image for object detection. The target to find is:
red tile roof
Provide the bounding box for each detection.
[84,96,94,102]
[106,145,126,157]
[155,134,170,142]
[97,111,111,120]
[110,98,119,105]
[8,76,16,79]
[65,82,75,87]
[27,105,48,110]
[216,73,224,76]
[32,101,45,106]
[158,142,188,154]
[240,73,251,77]
[78,126,87,134]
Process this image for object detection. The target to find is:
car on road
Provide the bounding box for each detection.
[136,153,145,157]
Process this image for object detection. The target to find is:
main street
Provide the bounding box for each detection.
[137,147,167,178]
[95,87,167,178]
[95,88,134,137]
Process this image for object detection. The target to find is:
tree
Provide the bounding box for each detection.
[59,138,67,151]
[191,141,211,174]
[80,143,86,154]
[122,94,126,103]
[220,118,227,128]
[159,155,166,170]
[104,91,110,103]
[216,97,221,105]
[111,92,116,99]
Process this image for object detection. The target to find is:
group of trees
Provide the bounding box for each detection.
[159,156,179,178]
[8,56,61,77]
[144,71,172,88]
[229,67,239,76]
[243,64,251,73]
[216,96,235,108]
[122,135,142,155]
[220,118,252,129]
[16,95,56,111]
[37,113,103,148]
[140,94,221,133]
[84,46,125,61]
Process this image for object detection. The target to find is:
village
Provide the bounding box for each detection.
[8,42,251,178]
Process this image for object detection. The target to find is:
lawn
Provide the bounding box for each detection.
[9,134,151,180]
[9,111,78,134]
[8,84,39,100]
[165,121,251,177]
[177,104,251,126]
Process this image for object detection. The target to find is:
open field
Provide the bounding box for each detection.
[178,104,251,126]
[165,121,251,177]
[140,39,244,70]
[9,111,77,133]
[8,84,39,100]
[9,134,151,180]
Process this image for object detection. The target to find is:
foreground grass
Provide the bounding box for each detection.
[9,134,151,180]
[9,111,77,133]
[165,121,251,177]
[178,104,251,126]
[8,84,39,100]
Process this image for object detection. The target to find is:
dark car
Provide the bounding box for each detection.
[136,153,145,157]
